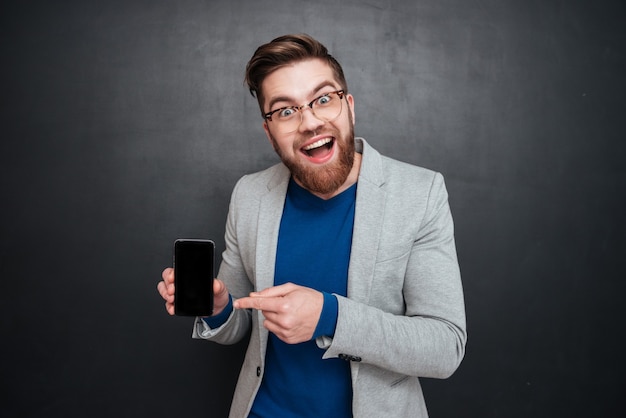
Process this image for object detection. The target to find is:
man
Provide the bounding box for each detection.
[157,33,466,417]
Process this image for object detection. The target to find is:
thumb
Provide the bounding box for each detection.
[213,278,228,296]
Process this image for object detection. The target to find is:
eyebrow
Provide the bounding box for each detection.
[266,81,339,113]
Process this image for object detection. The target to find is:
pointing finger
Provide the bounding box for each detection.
[250,282,297,298]
[234,296,262,311]
[235,296,282,312]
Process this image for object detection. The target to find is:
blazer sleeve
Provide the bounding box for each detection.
[318,172,467,379]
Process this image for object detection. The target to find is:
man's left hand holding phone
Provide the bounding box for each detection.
[157,239,231,318]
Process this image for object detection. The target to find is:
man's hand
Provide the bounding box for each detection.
[234,283,323,344]
[156,267,230,317]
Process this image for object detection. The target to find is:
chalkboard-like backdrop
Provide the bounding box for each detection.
[1,1,624,417]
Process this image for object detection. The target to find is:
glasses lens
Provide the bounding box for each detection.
[311,92,343,122]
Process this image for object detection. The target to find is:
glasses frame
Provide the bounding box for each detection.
[263,90,346,125]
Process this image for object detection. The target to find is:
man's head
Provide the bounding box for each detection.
[245,34,348,113]
[244,34,358,198]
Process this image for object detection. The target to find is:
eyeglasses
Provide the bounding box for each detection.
[263,90,345,134]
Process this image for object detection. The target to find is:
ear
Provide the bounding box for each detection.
[262,121,272,143]
[346,93,355,125]
[263,120,270,139]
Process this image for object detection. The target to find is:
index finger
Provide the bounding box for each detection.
[250,282,297,298]
[234,296,281,312]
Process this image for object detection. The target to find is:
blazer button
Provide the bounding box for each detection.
[256,366,261,377]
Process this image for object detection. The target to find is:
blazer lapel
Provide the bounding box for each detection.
[347,138,386,303]
[253,164,290,359]
[255,164,290,292]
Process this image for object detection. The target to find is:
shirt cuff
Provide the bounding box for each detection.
[312,292,339,339]
[201,294,233,329]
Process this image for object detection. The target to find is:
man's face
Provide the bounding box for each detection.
[261,58,356,196]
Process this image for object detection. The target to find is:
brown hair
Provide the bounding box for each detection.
[244,34,348,115]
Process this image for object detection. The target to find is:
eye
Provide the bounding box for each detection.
[316,94,332,106]
[278,107,296,119]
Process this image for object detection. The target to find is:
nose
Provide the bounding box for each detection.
[298,106,325,133]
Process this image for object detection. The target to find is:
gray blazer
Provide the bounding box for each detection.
[193,138,467,417]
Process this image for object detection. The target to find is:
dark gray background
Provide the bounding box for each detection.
[2,0,625,417]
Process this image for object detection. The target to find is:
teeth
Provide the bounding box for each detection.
[303,138,332,151]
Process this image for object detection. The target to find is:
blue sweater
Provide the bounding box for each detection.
[204,179,356,417]
[248,179,355,417]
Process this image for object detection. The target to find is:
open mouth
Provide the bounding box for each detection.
[301,137,335,160]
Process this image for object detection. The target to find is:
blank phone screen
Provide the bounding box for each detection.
[174,239,214,316]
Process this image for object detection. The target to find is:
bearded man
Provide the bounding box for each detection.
[158,33,467,418]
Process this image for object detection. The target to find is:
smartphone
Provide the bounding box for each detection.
[173,239,214,316]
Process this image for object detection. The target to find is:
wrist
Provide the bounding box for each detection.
[312,292,339,339]
[211,295,230,317]
[202,294,233,328]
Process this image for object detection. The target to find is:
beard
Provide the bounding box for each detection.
[269,119,355,196]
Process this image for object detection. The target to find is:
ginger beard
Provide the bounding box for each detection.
[268,113,355,196]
